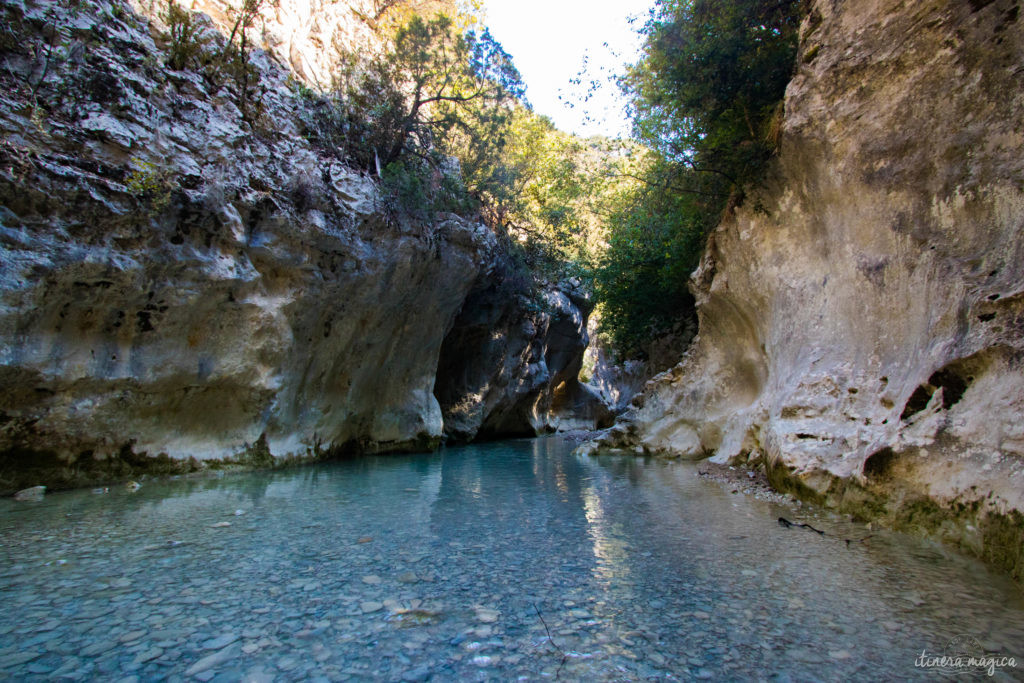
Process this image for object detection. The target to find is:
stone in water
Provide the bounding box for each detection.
[14,486,46,501]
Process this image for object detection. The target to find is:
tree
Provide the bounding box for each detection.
[593,153,711,356]
[338,13,523,173]
[452,105,616,278]
[624,0,803,184]
[360,0,469,26]
[592,0,804,356]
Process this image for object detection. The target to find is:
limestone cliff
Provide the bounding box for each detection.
[435,274,611,441]
[0,0,602,491]
[589,0,1024,579]
[168,0,379,89]
[582,315,696,415]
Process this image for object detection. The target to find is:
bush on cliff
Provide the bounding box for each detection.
[298,7,599,284]
[298,11,524,224]
[160,0,266,124]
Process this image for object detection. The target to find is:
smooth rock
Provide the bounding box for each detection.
[185,644,240,676]
[474,608,500,623]
[583,0,1024,575]
[132,647,163,664]
[276,656,298,671]
[118,630,146,643]
[1,652,42,668]
[14,486,46,502]
[202,634,239,650]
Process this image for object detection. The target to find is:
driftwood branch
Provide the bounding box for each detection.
[533,603,567,679]
[778,517,873,545]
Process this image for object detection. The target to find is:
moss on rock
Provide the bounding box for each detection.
[0,443,203,495]
[764,459,1024,585]
[981,510,1024,584]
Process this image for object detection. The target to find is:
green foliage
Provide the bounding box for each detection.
[455,107,625,285]
[143,0,800,361]
[287,73,316,100]
[355,0,470,29]
[125,158,174,214]
[625,0,803,176]
[160,0,208,71]
[299,11,539,226]
[594,0,804,356]
[460,109,586,254]
[289,6,617,289]
[378,158,475,220]
[333,13,523,171]
[594,158,710,355]
[218,0,265,124]
[159,0,264,124]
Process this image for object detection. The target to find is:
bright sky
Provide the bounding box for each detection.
[479,0,654,139]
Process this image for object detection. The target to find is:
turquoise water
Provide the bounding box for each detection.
[1,436,1022,681]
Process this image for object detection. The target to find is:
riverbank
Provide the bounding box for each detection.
[696,462,795,507]
[5,431,600,499]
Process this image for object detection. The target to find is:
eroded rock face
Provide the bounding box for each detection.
[0,0,498,489]
[0,0,606,492]
[159,0,380,89]
[592,0,1024,578]
[435,276,611,441]
[582,315,696,414]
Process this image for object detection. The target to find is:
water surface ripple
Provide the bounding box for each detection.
[1,437,1022,681]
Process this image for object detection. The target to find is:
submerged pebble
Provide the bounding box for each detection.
[0,438,1022,681]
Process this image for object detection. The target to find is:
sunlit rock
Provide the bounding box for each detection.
[595,0,1024,579]
[1,0,595,491]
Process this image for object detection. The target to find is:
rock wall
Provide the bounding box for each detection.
[589,0,1024,579]
[435,275,611,441]
[142,0,380,89]
[0,0,601,491]
[582,314,696,414]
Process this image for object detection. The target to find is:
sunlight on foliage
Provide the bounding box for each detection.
[592,0,804,357]
[291,0,803,359]
[298,2,607,283]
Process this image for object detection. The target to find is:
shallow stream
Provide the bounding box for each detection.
[2,437,1022,680]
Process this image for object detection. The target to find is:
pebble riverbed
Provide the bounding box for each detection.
[1,436,1022,681]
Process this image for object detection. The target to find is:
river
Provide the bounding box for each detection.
[1,436,1022,680]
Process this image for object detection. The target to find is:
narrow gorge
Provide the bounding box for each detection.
[1,0,1023,679]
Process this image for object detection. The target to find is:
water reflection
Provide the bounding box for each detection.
[582,482,633,589]
[1,437,1022,681]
